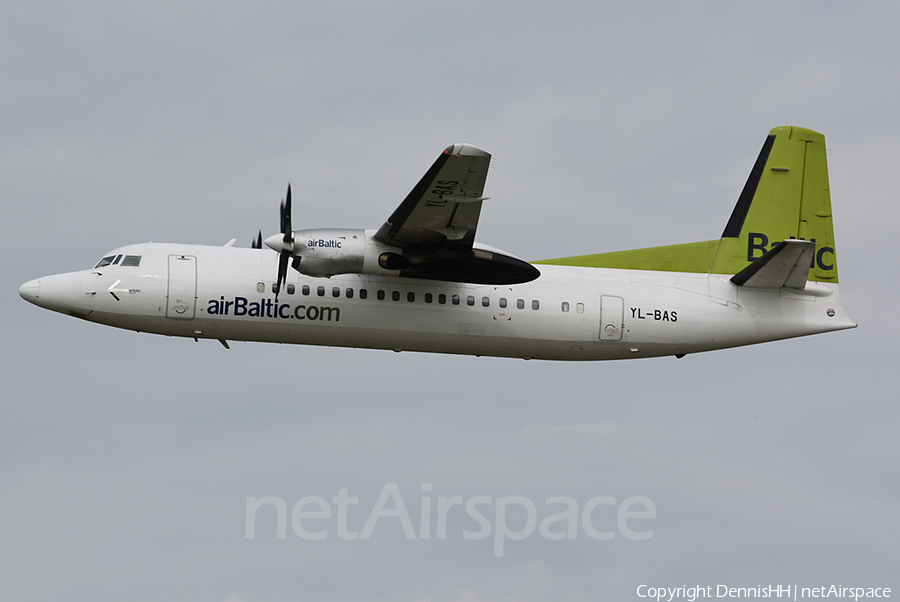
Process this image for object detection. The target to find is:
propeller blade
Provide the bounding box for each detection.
[282,184,293,244]
[273,184,294,303]
[276,250,290,302]
[252,230,263,249]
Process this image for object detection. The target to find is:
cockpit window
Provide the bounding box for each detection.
[94,254,142,268]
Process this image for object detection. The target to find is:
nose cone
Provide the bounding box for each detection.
[19,272,85,315]
[19,279,40,304]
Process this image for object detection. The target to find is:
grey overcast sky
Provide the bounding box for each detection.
[3,2,898,600]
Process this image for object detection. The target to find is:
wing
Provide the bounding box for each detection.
[375,144,491,251]
[374,144,540,285]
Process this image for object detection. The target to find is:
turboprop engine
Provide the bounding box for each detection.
[265,227,410,278]
[287,228,366,276]
[261,184,539,299]
[260,187,416,288]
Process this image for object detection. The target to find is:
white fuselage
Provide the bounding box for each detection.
[20,242,855,361]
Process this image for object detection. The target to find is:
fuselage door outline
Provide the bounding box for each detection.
[599,295,624,342]
[166,255,197,320]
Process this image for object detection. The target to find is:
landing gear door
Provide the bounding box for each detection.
[599,295,624,341]
[166,255,197,319]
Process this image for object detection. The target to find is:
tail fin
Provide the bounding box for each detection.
[534,126,840,283]
[710,126,838,282]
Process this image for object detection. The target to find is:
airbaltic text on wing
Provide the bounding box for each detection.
[206,296,340,322]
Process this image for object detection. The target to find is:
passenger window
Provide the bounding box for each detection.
[317,286,325,297]
[561,302,569,312]
[121,255,142,267]
[287,284,295,295]
[499,298,507,308]
[392,291,400,301]
[452,294,460,306]
[467,295,475,306]
[407,292,415,302]
[332,287,340,298]
[576,303,584,313]
[258,282,266,293]
[438,294,447,304]
[302,285,310,296]
[424,293,433,304]
[517,299,525,310]
[346,288,354,299]
[377,290,385,300]
[360,289,368,299]
[482,297,490,307]
[532,300,540,310]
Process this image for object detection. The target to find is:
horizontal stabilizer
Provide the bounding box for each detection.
[730,239,814,288]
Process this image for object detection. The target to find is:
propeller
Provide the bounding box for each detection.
[251,230,263,249]
[259,185,301,301]
[274,185,293,301]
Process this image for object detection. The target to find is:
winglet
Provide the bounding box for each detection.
[730,239,814,288]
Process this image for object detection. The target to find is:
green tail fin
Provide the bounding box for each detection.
[534,126,840,283]
[710,126,837,282]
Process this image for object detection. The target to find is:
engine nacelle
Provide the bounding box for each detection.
[288,229,406,278]
[291,229,366,276]
[285,229,539,284]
